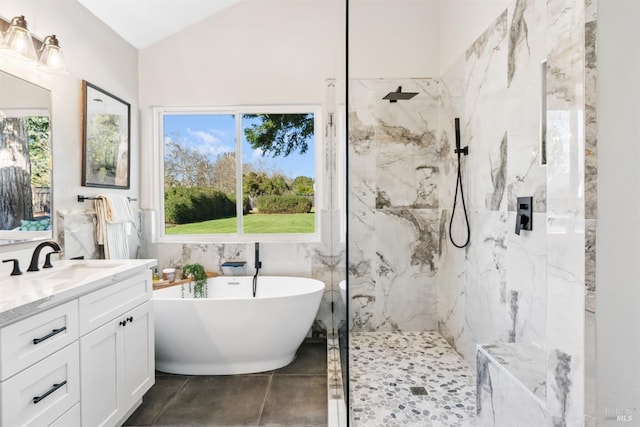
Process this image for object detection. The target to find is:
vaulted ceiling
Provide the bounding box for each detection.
[77,0,244,48]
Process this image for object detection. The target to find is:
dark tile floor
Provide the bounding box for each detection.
[124,340,327,427]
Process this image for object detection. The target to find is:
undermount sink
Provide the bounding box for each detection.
[36,261,126,281]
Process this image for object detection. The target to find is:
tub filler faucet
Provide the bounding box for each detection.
[253,242,261,297]
[254,242,262,271]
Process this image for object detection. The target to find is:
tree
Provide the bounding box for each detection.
[164,139,211,188]
[244,114,314,157]
[291,176,314,195]
[263,174,289,196]
[210,153,236,194]
[243,171,267,198]
[0,116,33,228]
[85,114,123,185]
[27,117,51,188]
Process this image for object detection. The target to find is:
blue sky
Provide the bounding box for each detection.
[163,114,315,179]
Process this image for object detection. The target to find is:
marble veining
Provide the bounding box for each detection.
[487,133,508,211]
[544,0,586,425]
[549,350,573,427]
[349,78,443,332]
[56,210,102,260]
[476,343,548,426]
[478,343,546,402]
[464,11,509,212]
[508,0,530,87]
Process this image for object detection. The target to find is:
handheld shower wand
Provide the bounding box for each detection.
[449,118,470,248]
[253,242,261,297]
[454,118,468,156]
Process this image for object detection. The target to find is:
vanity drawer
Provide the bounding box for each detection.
[78,270,151,335]
[0,341,79,427]
[0,300,79,381]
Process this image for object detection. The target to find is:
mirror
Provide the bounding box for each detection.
[0,70,52,244]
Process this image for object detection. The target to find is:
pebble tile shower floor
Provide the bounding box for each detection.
[350,331,476,427]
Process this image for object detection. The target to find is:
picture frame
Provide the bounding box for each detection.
[81,80,131,189]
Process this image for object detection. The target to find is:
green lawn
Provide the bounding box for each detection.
[165,212,315,234]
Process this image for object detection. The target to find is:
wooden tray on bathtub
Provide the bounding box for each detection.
[153,271,218,291]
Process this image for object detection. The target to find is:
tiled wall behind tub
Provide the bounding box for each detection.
[142,210,345,337]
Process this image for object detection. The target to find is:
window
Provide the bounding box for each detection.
[155,106,321,241]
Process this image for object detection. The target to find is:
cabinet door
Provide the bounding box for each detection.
[122,301,154,408]
[80,320,123,427]
[49,403,80,427]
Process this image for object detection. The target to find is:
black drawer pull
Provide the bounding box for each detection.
[33,327,67,345]
[33,380,67,404]
[127,316,133,323]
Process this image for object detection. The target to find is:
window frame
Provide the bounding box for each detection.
[153,105,323,243]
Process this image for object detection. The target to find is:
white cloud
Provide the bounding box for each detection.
[187,128,220,144]
[181,128,235,159]
[198,143,234,158]
[251,147,266,161]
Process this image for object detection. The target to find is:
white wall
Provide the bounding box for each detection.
[438,0,513,74]
[349,0,512,78]
[596,0,640,422]
[138,0,345,209]
[0,0,138,270]
[139,0,344,107]
[349,0,440,78]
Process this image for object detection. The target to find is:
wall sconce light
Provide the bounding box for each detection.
[0,15,37,61]
[37,35,67,75]
[0,15,68,75]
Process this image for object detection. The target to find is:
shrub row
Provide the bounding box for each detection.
[165,187,241,224]
[256,195,312,214]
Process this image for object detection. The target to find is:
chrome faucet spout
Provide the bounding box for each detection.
[28,241,62,272]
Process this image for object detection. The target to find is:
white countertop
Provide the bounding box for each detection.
[0,259,157,328]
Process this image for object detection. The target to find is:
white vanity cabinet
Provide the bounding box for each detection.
[0,261,155,427]
[0,301,80,427]
[79,271,154,427]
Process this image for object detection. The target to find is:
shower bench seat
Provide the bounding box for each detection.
[476,343,548,427]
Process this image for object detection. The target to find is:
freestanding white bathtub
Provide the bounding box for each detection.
[153,275,325,375]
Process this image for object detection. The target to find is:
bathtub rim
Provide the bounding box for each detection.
[152,275,326,301]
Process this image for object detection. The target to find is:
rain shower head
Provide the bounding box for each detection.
[382,86,419,103]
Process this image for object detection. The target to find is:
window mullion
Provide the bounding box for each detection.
[235,112,243,235]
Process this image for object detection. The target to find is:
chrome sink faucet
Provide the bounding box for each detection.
[28,241,62,272]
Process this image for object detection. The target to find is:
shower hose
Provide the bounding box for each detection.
[449,122,471,248]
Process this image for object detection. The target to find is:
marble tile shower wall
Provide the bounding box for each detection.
[584,0,597,423]
[443,0,590,424]
[349,0,591,424]
[348,78,445,332]
[438,0,549,365]
[545,0,587,424]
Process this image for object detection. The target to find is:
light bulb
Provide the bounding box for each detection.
[0,16,37,61]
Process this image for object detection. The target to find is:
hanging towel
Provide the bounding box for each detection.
[95,194,134,259]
